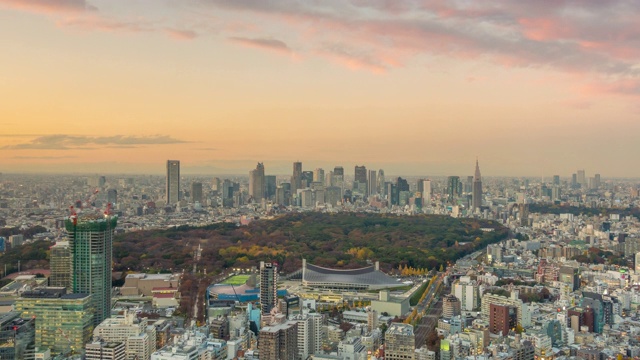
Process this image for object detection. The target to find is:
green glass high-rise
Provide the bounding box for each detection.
[66,214,117,326]
[15,289,93,355]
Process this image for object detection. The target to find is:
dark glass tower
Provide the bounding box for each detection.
[472,160,483,211]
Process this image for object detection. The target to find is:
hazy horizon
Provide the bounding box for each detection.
[2,1,640,176]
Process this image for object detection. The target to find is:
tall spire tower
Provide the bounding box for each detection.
[472,159,483,212]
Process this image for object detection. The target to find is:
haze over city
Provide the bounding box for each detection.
[2,0,640,176]
[5,2,640,358]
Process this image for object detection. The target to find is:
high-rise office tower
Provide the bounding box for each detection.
[260,261,278,314]
[417,179,425,193]
[325,171,334,187]
[222,179,234,208]
[571,173,577,188]
[418,179,432,204]
[301,171,314,188]
[249,163,266,200]
[275,186,286,206]
[387,183,398,206]
[594,173,601,189]
[368,170,377,196]
[447,176,461,204]
[281,182,292,206]
[50,241,71,290]
[397,177,409,192]
[354,166,367,194]
[66,214,117,326]
[265,175,277,199]
[377,169,385,195]
[333,166,344,189]
[191,182,203,203]
[292,162,303,194]
[314,168,324,183]
[472,160,483,211]
[212,177,221,192]
[553,175,560,186]
[325,186,342,207]
[577,170,586,186]
[15,288,94,355]
[166,160,180,204]
[385,323,415,360]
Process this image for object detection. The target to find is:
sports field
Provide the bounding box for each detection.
[221,275,250,285]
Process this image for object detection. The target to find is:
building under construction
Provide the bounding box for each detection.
[65,214,117,326]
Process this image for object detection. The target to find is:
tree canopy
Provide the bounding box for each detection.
[1,213,508,275]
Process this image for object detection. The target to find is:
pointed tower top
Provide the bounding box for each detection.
[474,159,482,181]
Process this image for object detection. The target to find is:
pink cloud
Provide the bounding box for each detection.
[518,17,573,42]
[58,14,154,34]
[6,0,640,98]
[0,0,94,14]
[166,29,198,41]
[228,36,292,55]
[316,44,387,73]
[582,79,640,96]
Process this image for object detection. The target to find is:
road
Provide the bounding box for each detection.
[413,273,445,348]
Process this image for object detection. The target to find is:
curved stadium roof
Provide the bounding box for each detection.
[303,263,404,290]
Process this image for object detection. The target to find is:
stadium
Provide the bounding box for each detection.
[301,259,405,290]
[208,274,286,303]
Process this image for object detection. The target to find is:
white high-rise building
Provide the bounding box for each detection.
[452,276,479,311]
[291,315,312,360]
[166,160,180,204]
[290,313,323,357]
[310,313,323,355]
[421,179,432,203]
[93,311,156,360]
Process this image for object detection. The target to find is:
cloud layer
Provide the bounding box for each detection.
[2,0,639,97]
[3,135,188,150]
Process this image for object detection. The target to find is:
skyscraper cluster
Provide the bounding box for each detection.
[571,169,601,190]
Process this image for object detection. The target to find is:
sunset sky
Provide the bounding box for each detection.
[1,0,640,177]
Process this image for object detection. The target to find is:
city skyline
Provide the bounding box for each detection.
[0,157,617,180]
[2,1,640,176]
